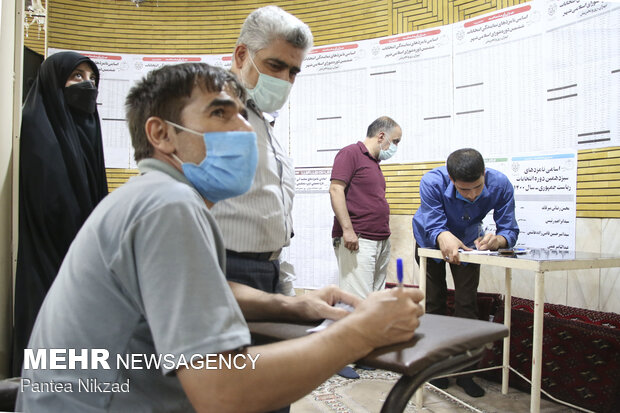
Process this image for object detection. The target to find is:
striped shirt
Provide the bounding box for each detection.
[210,101,294,253]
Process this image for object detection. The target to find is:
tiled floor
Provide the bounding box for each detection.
[291,369,580,413]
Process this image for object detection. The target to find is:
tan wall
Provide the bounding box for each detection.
[3,0,25,378]
[26,0,530,55]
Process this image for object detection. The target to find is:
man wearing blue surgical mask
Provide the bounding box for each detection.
[412,148,519,397]
[328,116,403,379]
[18,63,426,413]
[330,116,403,301]
[212,6,312,297]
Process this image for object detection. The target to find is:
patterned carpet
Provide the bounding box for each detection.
[291,369,579,413]
[480,297,620,412]
[292,369,417,413]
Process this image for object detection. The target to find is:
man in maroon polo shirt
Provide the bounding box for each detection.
[329,116,403,299]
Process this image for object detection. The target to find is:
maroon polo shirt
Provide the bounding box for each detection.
[331,141,390,240]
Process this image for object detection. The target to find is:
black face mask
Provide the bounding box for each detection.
[64,81,98,114]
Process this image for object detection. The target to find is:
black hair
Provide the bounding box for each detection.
[446,148,485,182]
[126,63,246,161]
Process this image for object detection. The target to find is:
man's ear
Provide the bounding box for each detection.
[233,44,249,71]
[145,117,176,155]
[377,131,386,143]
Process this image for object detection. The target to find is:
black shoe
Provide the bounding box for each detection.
[337,366,360,379]
[429,377,449,389]
[456,376,485,397]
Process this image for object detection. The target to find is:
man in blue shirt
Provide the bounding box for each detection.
[412,148,519,396]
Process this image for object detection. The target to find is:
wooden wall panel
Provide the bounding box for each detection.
[383,161,443,215]
[45,0,393,54]
[106,169,139,192]
[22,0,619,219]
[31,0,535,54]
[23,33,45,55]
[577,147,620,218]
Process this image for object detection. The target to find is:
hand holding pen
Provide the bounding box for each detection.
[474,233,508,251]
[380,258,404,302]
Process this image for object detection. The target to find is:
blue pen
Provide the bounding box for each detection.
[396,258,403,290]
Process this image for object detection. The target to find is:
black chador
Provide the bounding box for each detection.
[13,51,108,375]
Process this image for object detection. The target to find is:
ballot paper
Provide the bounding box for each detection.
[306,302,354,333]
[458,248,531,255]
[458,249,498,255]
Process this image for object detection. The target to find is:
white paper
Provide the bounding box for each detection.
[459,249,499,255]
[288,168,339,289]
[543,0,620,150]
[306,302,354,333]
[453,2,545,156]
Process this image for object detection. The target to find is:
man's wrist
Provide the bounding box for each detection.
[327,313,375,359]
[497,235,508,248]
[435,231,451,245]
[278,294,302,320]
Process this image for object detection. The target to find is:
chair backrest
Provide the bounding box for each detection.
[0,378,20,412]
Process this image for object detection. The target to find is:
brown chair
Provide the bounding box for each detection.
[249,313,509,412]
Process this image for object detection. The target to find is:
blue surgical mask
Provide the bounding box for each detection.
[378,138,398,161]
[166,120,258,203]
[246,54,292,113]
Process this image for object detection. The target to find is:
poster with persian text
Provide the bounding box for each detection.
[483,150,577,251]
[48,48,233,169]
[50,0,620,168]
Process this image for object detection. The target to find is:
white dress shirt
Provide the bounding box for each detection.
[211,100,295,253]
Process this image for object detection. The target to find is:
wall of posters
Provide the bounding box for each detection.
[49,0,618,289]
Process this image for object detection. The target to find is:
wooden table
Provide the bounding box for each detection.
[417,247,620,413]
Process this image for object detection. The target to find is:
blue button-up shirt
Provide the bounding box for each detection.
[413,166,519,249]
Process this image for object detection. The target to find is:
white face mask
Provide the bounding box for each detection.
[245,53,292,113]
[378,137,398,161]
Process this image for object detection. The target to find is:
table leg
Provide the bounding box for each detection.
[417,256,427,409]
[530,271,545,413]
[502,267,512,395]
[419,257,426,310]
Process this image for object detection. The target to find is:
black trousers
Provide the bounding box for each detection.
[224,252,289,413]
[415,244,481,320]
[225,252,281,293]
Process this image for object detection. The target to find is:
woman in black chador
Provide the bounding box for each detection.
[13,51,108,375]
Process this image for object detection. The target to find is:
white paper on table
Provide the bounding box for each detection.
[306,303,354,333]
[458,249,498,255]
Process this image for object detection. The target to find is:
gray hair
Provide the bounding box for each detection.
[236,5,313,55]
[367,116,399,138]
